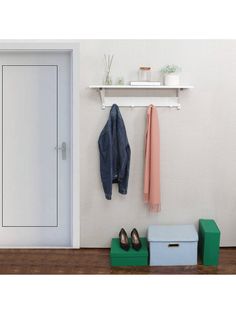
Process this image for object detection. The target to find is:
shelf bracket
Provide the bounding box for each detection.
[98,88,106,109]
[176,88,181,110]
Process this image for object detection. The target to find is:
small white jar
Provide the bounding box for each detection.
[164,73,180,86]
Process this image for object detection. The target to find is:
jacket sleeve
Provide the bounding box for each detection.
[117,121,131,195]
[98,127,113,200]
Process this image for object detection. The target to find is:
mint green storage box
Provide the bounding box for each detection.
[199,219,220,266]
[110,238,148,266]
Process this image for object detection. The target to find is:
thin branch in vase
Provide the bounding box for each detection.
[104,54,114,85]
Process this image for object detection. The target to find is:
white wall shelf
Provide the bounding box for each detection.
[89,85,194,110]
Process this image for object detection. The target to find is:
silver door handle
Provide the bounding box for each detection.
[55,142,66,160]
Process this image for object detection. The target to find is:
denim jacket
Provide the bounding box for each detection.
[98,104,131,200]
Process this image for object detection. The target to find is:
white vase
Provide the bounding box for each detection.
[164,73,180,86]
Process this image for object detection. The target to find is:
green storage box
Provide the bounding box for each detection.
[110,237,148,266]
[199,219,221,266]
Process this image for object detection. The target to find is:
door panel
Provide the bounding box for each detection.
[0,51,72,247]
[3,65,58,227]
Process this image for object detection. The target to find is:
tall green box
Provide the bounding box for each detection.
[110,238,148,266]
[199,219,220,266]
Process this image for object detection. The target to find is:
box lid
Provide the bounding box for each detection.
[110,238,148,257]
[148,224,198,242]
[199,219,220,234]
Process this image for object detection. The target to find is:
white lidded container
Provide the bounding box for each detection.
[139,66,151,81]
[148,224,198,266]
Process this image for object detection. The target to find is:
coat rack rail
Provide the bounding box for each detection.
[101,103,182,109]
[89,85,194,110]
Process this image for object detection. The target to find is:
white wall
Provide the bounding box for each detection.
[79,40,236,247]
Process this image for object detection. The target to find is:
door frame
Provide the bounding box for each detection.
[0,41,80,248]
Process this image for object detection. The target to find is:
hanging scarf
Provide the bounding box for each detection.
[144,105,161,211]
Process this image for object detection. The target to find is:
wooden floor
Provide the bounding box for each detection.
[0,248,235,274]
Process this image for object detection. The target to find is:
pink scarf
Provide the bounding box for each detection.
[144,105,161,211]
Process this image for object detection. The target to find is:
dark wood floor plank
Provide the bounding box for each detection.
[0,248,235,274]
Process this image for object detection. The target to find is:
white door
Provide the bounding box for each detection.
[0,51,72,247]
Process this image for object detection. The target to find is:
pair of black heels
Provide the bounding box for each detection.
[119,228,142,251]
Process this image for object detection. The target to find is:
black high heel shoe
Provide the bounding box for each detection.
[119,228,130,251]
[131,228,142,251]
